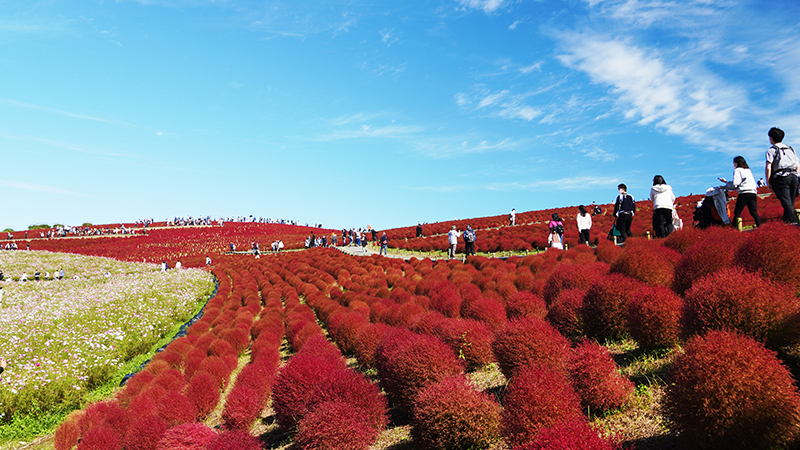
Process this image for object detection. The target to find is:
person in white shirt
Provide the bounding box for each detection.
[576,205,592,245]
[719,155,761,227]
[447,226,459,259]
[650,175,677,238]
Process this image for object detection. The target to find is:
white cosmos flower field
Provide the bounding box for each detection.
[0,250,214,421]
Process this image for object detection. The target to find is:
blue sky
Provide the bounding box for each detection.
[2,0,799,231]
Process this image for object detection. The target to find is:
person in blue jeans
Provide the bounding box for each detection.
[379,232,388,255]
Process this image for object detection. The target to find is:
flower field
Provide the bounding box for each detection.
[0,251,214,435]
[7,217,794,450]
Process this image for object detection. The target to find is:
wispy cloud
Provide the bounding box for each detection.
[456,0,507,14]
[413,136,523,159]
[456,88,543,122]
[0,179,77,195]
[582,0,731,29]
[556,33,741,144]
[0,98,140,128]
[316,124,424,141]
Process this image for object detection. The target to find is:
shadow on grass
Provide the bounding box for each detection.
[622,433,678,450]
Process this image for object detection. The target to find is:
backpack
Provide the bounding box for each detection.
[464,229,475,243]
[770,144,799,176]
[552,223,564,235]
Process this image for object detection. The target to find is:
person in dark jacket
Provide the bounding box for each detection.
[613,183,636,243]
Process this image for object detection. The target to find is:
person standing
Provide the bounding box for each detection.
[613,184,636,243]
[765,127,800,224]
[379,232,388,256]
[576,205,592,245]
[463,225,476,256]
[719,156,762,228]
[650,175,676,238]
[509,209,517,226]
[416,223,423,237]
[447,225,459,259]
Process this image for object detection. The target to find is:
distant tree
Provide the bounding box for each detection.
[81,223,91,227]
[28,224,51,230]
[1,228,13,233]
[54,223,65,228]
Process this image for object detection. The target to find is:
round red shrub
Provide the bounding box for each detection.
[156,423,218,450]
[627,285,682,350]
[54,411,82,450]
[582,274,643,341]
[205,430,262,450]
[327,311,369,355]
[735,222,800,291]
[222,385,262,431]
[542,263,606,306]
[430,281,463,318]
[207,339,236,358]
[76,425,119,450]
[122,415,169,450]
[411,376,501,450]
[221,327,251,355]
[502,364,585,446]
[198,357,233,388]
[295,401,380,450]
[672,226,744,294]
[545,288,585,339]
[184,371,220,419]
[506,292,547,320]
[375,328,463,410]
[461,296,507,331]
[491,316,572,379]
[609,241,679,287]
[662,226,706,254]
[156,391,197,427]
[512,420,623,450]
[682,268,799,347]
[593,240,623,265]
[665,331,800,450]
[429,318,495,370]
[152,369,187,392]
[353,322,392,368]
[272,337,348,430]
[568,340,633,413]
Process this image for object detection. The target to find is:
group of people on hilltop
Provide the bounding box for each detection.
[545,127,798,249]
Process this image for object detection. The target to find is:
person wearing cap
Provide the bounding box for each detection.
[447,225,459,259]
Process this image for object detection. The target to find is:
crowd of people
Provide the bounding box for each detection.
[0,268,65,282]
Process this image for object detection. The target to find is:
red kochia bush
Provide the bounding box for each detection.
[411,376,501,450]
[735,222,800,291]
[375,328,463,410]
[671,226,744,294]
[665,331,800,450]
[295,401,379,450]
[157,391,198,427]
[272,336,348,430]
[512,421,623,450]
[568,340,634,413]
[461,296,507,331]
[627,285,682,350]
[491,316,572,379]
[155,423,218,450]
[609,241,679,288]
[682,268,799,347]
[122,415,169,450]
[221,385,262,431]
[205,429,262,450]
[545,289,585,339]
[184,371,220,419]
[76,425,119,450]
[353,322,392,368]
[54,411,82,450]
[582,274,642,341]
[542,263,607,305]
[429,318,494,370]
[502,364,585,446]
[327,311,370,355]
[506,292,547,320]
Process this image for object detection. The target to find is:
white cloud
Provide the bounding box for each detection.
[557,34,739,143]
[519,62,542,74]
[509,20,521,30]
[317,125,424,141]
[582,0,730,29]
[456,0,506,14]
[0,179,77,195]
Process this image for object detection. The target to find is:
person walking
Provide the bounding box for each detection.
[650,175,676,238]
[379,232,388,256]
[509,209,517,226]
[765,127,799,224]
[577,205,592,245]
[463,225,476,256]
[613,184,636,243]
[719,156,761,228]
[548,213,565,250]
[447,225,459,259]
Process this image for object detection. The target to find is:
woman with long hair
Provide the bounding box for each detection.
[577,205,592,245]
[650,175,676,238]
[719,156,761,228]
